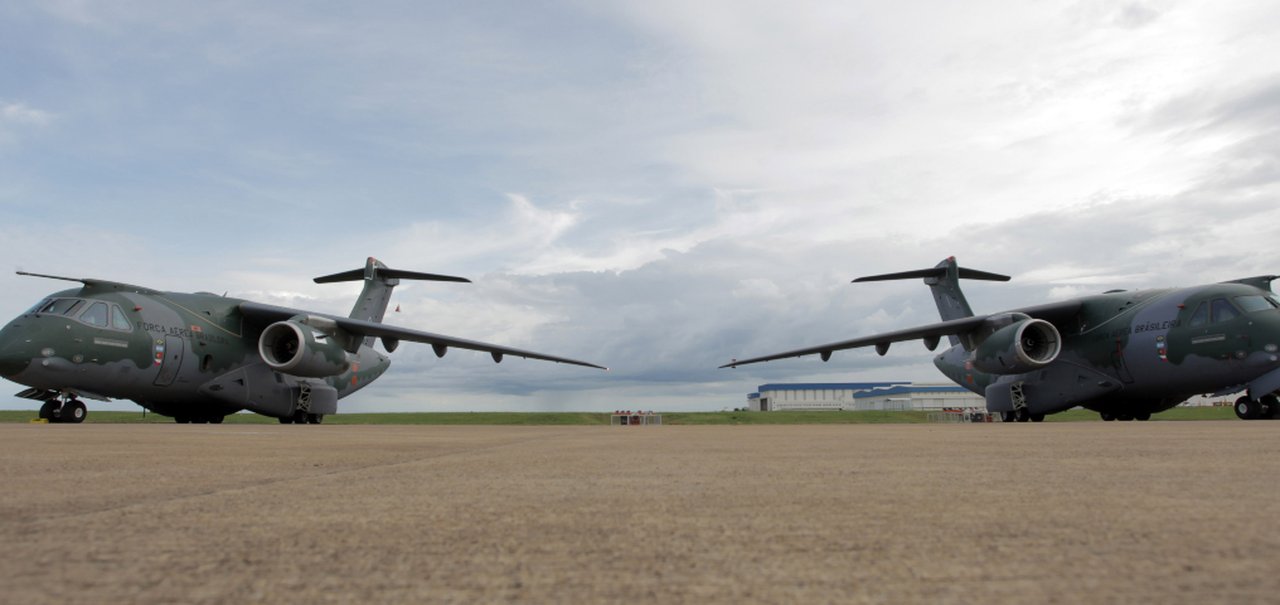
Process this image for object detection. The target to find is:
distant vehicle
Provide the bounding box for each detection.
[723,257,1280,422]
[0,258,605,424]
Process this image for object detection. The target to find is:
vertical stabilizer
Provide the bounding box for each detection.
[351,258,397,324]
[854,257,1010,345]
[314,258,470,345]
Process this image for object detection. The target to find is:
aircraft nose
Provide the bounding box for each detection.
[0,326,30,378]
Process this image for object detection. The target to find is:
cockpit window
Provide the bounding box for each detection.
[70,302,133,332]
[1211,298,1240,323]
[110,305,132,331]
[1188,302,1209,327]
[79,302,109,327]
[1234,295,1277,313]
[38,298,84,316]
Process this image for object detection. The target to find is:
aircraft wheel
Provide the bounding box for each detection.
[209,416,224,424]
[1000,411,1016,423]
[1100,412,1116,421]
[1135,412,1151,421]
[1015,409,1030,422]
[1260,395,1280,419]
[1030,414,1045,423]
[66,400,87,424]
[38,400,58,420]
[278,417,293,424]
[1235,396,1261,420]
[306,413,323,424]
[175,416,191,424]
[1117,414,1134,421]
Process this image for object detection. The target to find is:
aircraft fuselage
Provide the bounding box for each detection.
[0,286,389,421]
[933,284,1280,416]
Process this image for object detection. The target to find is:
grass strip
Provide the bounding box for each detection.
[0,406,1242,424]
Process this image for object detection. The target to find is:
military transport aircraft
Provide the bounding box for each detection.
[0,258,606,424]
[722,257,1280,422]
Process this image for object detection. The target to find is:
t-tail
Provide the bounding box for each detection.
[313,257,470,344]
[854,256,1009,346]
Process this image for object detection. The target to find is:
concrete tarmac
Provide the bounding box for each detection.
[1,421,1278,604]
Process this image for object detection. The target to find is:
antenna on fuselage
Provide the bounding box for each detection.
[16,271,86,284]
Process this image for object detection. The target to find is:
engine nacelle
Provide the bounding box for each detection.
[971,318,1061,375]
[258,320,351,377]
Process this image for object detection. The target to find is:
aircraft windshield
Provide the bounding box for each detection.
[111,305,132,330]
[1234,295,1278,313]
[79,302,109,327]
[1211,299,1241,323]
[74,301,133,332]
[30,297,133,331]
[37,298,85,316]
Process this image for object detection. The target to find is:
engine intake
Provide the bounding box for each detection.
[258,320,352,377]
[971,318,1061,375]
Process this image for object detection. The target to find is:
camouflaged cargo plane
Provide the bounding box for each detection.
[723,257,1280,422]
[0,258,606,424]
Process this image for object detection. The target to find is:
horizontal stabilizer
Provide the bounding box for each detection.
[314,268,471,284]
[854,266,1010,283]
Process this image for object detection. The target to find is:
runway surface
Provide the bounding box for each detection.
[1,421,1278,604]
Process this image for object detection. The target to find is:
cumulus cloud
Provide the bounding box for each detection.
[0,101,54,148]
[1,102,53,126]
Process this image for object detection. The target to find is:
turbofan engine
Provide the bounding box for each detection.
[971,317,1062,374]
[258,320,351,377]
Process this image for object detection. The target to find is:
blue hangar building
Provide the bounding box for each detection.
[746,382,985,412]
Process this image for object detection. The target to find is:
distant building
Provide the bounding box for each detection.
[746,382,985,412]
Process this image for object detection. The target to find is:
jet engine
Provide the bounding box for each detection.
[971,317,1061,375]
[258,320,351,377]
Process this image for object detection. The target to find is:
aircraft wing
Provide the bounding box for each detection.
[721,300,1082,369]
[721,315,989,368]
[239,302,607,370]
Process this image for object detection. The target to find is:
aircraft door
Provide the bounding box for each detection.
[1186,299,1242,360]
[153,335,185,387]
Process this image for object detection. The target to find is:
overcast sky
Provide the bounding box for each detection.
[2,1,1279,412]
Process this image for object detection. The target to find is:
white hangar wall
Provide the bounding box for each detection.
[747,382,985,412]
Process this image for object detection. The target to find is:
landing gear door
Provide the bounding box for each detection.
[153,335,185,387]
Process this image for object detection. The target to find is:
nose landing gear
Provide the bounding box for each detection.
[38,397,86,423]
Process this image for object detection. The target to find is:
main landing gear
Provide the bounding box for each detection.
[174,415,226,424]
[1000,409,1045,423]
[1234,395,1280,420]
[1099,411,1151,421]
[38,398,87,424]
[278,411,324,424]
